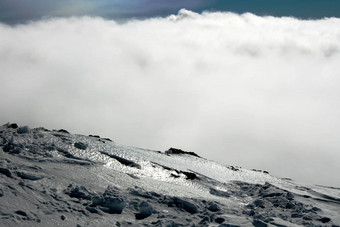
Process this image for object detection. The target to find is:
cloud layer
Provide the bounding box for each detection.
[1,10,340,186]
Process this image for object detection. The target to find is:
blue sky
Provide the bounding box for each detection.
[1,0,340,24]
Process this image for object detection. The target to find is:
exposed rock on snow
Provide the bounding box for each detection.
[165,147,202,158]
[57,129,70,134]
[8,123,18,129]
[0,123,339,226]
[74,142,88,150]
[99,151,141,169]
[135,201,153,220]
[17,126,30,134]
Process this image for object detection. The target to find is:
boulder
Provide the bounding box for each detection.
[135,201,153,219]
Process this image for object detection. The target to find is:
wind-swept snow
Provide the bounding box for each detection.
[0,123,339,226]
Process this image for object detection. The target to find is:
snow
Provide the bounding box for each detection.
[0,124,339,226]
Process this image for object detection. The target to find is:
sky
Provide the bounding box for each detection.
[1,1,340,187]
[1,0,340,24]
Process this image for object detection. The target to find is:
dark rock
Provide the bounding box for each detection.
[2,143,13,152]
[291,213,302,218]
[246,204,255,209]
[182,171,198,180]
[318,217,331,223]
[303,215,312,220]
[103,185,121,197]
[8,123,18,129]
[102,197,126,214]
[58,129,69,134]
[218,224,240,227]
[129,188,162,199]
[228,166,240,171]
[99,151,141,169]
[0,167,12,178]
[171,173,180,178]
[286,192,294,200]
[92,186,125,214]
[285,202,295,209]
[65,185,93,200]
[17,126,30,134]
[215,217,225,224]
[74,142,88,150]
[243,209,256,216]
[135,201,153,219]
[172,198,198,214]
[252,220,268,227]
[263,192,283,198]
[2,142,19,154]
[0,188,3,197]
[60,215,66,220]
[165,220,184,227]
[311,207,321,212]
[16,171,44,181]
[262,182,271,190]
[15,210,27,216]
[89,135,100,138]
[253,199,265,208]
[208,204,220,212]
[91,195,104,206]
[151,191,161,197]
[9,148,21,154]
[165,148,201,158]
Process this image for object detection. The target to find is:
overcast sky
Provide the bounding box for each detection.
[1,3,340,187]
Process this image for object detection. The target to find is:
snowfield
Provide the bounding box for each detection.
[0,123,339,226]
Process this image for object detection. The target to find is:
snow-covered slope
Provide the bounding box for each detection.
[0,123,339,226]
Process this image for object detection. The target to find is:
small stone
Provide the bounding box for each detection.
[318,217,331,223]
[74,142,88,150]
[252,220,268,227]
[9,123,18,129]
[16,210,27,216]
[103,197,126,214]
[0,168,12,178]
[286,192,294,200]
[208,204,220,212]
[135,201,153,220]
[17,126,30,134]
[172,197,198,214]
[58,129,69,134]
[215,217,225,224]
[253,199,265,208]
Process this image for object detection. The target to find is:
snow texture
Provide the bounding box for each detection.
[0,123,339,226]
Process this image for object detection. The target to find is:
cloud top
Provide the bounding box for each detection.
[1,11,340,186]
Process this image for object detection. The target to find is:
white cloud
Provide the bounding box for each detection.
[1,11,340,186]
